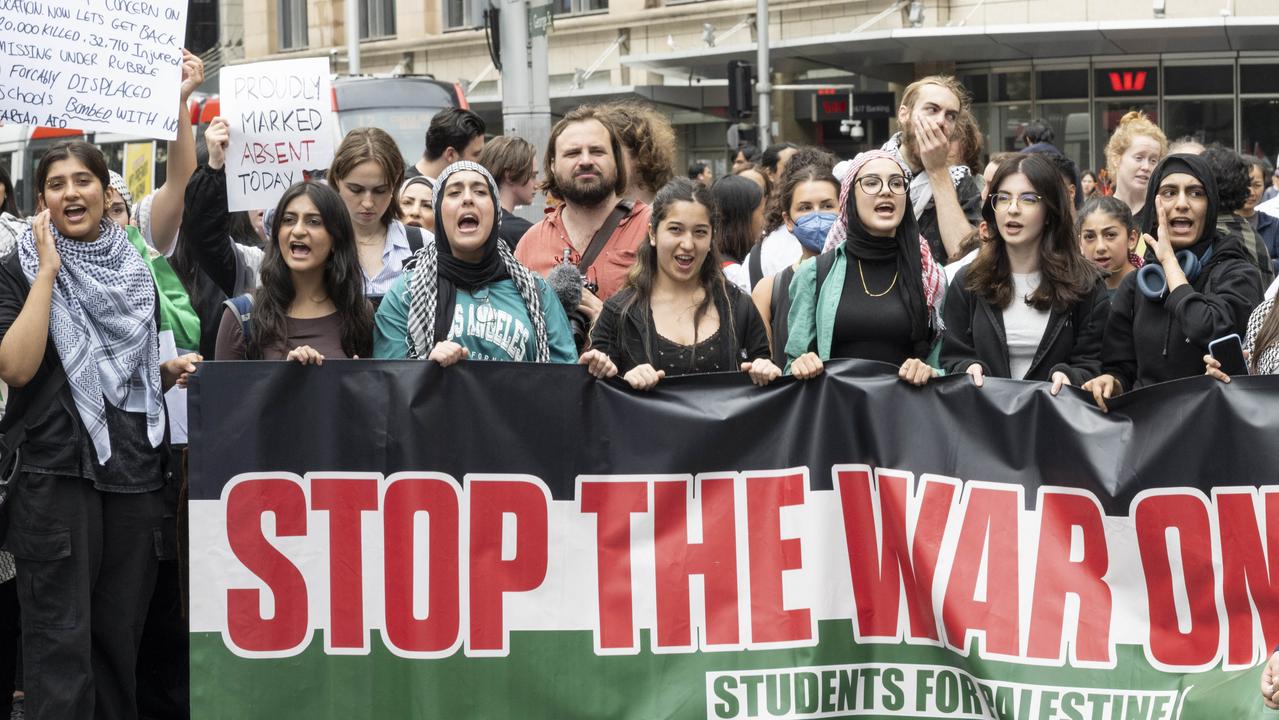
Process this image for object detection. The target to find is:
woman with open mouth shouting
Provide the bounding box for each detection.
[939,153,1110,394]
[373,161,613,376]
[214,181,373,363]
[0,140,200,720]
[1084,154,1264,411]
[590,177,777,390]
[784,149,946,384]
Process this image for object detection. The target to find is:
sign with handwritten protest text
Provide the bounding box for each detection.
[0,0,187,139]
[124,141,156,202]
[220,58,336,213]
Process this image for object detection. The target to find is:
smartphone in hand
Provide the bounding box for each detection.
[1209,334,1249,376]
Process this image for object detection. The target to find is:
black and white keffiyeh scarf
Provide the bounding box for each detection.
[405,161,549,362]
[18,218,164,464]
[882,132,971,222]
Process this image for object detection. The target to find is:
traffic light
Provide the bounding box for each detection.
[728,61,753,120]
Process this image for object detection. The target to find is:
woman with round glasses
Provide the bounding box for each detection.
[785,150,946,381]
[938,153,1109,392]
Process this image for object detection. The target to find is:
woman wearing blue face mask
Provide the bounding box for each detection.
[750,159,841,366]
[785,150,947,380]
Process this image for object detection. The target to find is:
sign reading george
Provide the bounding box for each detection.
[219,57,336,212]
[528,2,554,38]
[0,0,187,139]
[187,361,1278,719]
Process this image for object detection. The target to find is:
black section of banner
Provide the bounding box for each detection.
[187,359,1279,509]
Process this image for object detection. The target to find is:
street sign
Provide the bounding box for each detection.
[529,3,554,38]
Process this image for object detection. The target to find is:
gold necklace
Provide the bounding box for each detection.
[858,259,898,297]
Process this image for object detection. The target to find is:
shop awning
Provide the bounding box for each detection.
[621,16,1279,82]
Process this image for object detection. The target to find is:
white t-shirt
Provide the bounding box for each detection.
[754,227,802,285]
[944,249,978,284]
[1003,272,1050,380]
[723,262,750,293]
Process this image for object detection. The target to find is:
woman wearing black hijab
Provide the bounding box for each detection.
[372,161,615,377]
[784,150,946,382]
[1084,154,1264,410]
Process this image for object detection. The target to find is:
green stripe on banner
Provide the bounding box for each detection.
[190,624,1264,719]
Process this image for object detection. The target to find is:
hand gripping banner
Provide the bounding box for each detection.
[187,360,1279,719]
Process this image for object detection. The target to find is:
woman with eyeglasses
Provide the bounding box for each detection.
[939,154,1109,393]
[785,150,946,381]
[1084,154,1263,410]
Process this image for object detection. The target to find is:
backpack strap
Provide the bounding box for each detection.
[815,251,838,296]
[811,253,840,354]
[577,200,634,275]
[406,225,425,253]
[748,244,764,290]
[222,293,254,347]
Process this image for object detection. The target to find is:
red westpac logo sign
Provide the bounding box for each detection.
[1108,71,1149,93]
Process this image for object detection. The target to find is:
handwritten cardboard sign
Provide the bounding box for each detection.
[0,0,187,139]
[220,57,335,212]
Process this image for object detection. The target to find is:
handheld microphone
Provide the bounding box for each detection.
[546,261,584,313]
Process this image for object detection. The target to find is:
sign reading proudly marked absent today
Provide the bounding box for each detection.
[188,360,1279,719]
[0,0,187,138]
[220,57,336,212]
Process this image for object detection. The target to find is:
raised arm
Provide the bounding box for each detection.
[148,49,204,255]
[0,213,58,387]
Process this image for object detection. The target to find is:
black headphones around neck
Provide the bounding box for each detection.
[1136,245,1214,301]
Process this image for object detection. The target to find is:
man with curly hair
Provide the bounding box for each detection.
[596,102,676,206]
[1203,145,1275,286]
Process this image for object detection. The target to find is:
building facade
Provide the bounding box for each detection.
[225,0,1279,175]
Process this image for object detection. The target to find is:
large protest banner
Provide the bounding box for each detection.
[220,57,336,212]
[0,0,187,138]
[188,360,1279,719]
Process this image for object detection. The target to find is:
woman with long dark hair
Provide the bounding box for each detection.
[0,140,198,719]
[590,178,777,390]
[940,153,1109,393]
[711,175,765,292]
[214,182,373,362]
[1085,154,1264,409]
[1077,196,1141,297]
[374,161,614,375]
[784,150,946,382]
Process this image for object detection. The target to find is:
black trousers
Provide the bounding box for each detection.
[3,473,164,720]
[0,576,17,717]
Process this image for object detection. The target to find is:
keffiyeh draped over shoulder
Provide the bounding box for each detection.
[17,218,164,464]
[404,161,550,362]
[823,149,946,329]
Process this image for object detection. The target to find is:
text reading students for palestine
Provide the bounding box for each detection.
[938,154,1109,394]
[0,141,199,720]
[1085,154,1264,410]
[374,161,616,377]
[590,178,779,390]
[213,181,373,363]
[785,150,945,383]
